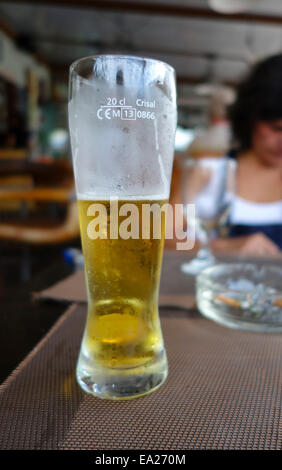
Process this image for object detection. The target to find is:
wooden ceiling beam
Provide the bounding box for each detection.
[27,34,249,65]
[0,9,52,69]
[2,0,282,26]
[0,14,17,39]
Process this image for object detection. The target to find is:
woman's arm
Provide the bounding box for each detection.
[211,232,280,256]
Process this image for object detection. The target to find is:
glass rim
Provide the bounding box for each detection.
[69,54,176,76]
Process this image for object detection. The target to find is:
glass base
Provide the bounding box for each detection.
[181,249,215,276]
[76,352,168,400]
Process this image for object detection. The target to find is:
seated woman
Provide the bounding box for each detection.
[212,53,282,256]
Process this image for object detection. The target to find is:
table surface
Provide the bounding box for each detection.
[0,249,281,450]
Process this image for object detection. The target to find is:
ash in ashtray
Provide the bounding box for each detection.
[218,278,282,323]
[227,278,257,291]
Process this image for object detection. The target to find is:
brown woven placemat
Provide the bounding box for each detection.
[34,268,195,310]
[0,303,281,450]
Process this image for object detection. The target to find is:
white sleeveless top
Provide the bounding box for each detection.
[230,195,282,226]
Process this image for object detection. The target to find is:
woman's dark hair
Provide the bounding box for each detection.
[229,54,282,151]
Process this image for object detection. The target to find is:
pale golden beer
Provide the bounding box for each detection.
[76,199,168,398]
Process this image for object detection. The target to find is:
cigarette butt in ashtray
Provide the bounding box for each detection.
[215,294,241,307]
[216,295,282,308]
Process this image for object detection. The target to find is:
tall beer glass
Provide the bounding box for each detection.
[68,55,177,399]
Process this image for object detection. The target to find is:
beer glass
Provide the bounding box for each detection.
[181,157,237,275]
[68,55,177,399]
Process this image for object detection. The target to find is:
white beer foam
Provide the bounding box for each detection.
[77,193,168,201]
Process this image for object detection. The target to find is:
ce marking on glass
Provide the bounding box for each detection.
[97,97,136,121]
[97,106,136,121]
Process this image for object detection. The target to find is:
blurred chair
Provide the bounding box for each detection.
[0,149,28,160]
[0,194,79,244]
[0,159,80,244]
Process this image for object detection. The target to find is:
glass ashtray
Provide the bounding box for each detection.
[196,263,282,332]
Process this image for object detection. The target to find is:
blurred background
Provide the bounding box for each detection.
[1,0,282,284]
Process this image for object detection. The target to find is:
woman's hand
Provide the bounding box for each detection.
[211,232,280,256]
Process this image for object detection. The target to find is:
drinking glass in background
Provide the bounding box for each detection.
[68,55,177,400]
[180,157,237,275]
